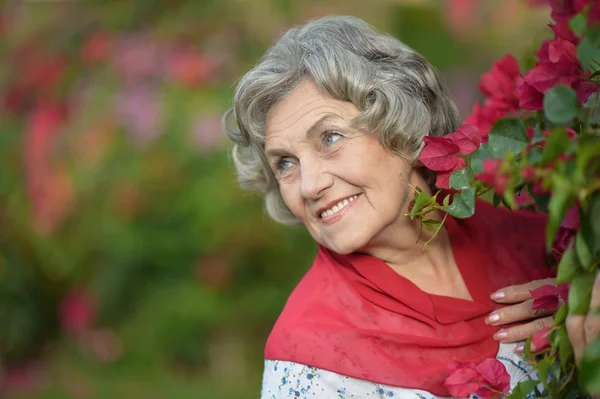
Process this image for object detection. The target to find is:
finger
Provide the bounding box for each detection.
[490,278,556,304]
[485,299,553,326]
[493,316,553,343]
[567,314,586,365]
[584,271,600,344]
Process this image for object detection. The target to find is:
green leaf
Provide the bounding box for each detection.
[470,145,491,174]
[555,326,573,371]
[493,193,503,208]
[527,146,544,165]
[553,303,568,325]
[410,190,431,219]
[541,128,571,165]
[487,118,529,158]
[579,190,600,261]
[422,219,441,231]
[546,174,574,250]
[537,358,550,389]
[577,26,600,73]
[449,168,472,190]
[442,188,476,219]
[531,123,546,145]
[568,273,596,315]
[580,338,600,393]
[556,248,581,284]
[443,194,451,207]
[543,86,580,125]
[575,230,593,270]
[569,13,586,36]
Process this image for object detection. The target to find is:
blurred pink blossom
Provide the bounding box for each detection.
[166,47,216,86]
[190,114,224,151]
[60,290,96,335]
[115,85,163,145]
[112,34,165,82]
[0,363,46,396]
[24,104,75,233]
[78,329,123,364]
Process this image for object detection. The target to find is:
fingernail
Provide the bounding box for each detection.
[486,312,500,325]
[515,344,524,354]
[596,271,600,284]
[491,291,505,300]
[494,330,507,341]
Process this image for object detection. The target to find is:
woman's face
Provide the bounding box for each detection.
[264,80,419,255]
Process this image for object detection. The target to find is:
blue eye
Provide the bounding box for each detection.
[277,158,293,172]
[324,132,342,146]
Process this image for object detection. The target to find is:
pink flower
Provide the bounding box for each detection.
[553,205,579,254]
[479,54,522,112]
[166,48,215,87]
[531,326,551,352]
[475,359,511,399]
[444,359,510,398]
[444,362,482,398]
[419,125,482,189]
[60,290,96,335]
[518,21,597,110]
[530,284,560,311]
[464,102,506,139]
[558,283,570,302]
[475,159,510,194]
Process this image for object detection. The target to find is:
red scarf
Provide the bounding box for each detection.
[265,200,553,396]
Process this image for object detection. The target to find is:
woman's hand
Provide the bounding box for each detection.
[486,278,557,350]
[566,272,600,365]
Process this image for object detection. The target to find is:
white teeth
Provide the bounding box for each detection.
[320,195,359,218]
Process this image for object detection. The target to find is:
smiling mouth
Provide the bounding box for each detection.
[319,195,359,218]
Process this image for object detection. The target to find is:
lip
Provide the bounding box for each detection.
[317,194,360,225]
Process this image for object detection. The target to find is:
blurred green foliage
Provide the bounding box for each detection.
[0,0,549,397]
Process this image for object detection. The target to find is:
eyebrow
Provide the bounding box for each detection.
[265,113,340,159]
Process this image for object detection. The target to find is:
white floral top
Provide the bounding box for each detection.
[261,342,536,398]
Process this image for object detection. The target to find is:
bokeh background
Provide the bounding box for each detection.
[0,1,556,398]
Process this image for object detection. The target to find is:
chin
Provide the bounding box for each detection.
[322,232,370,255]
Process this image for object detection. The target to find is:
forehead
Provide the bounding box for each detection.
[265,81,360,145]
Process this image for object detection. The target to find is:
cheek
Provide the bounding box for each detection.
[279,184,304,217]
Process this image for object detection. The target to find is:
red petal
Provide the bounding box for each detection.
[444,368,482,398]
[435,170,453,190]
[448,124,482,155]
[530,284,560,311]
[531,326,551,352]
[420,136,461,171]
[530,284,558,299]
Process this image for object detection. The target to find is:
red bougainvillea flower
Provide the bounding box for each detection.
[464,102,506,139]
[419,124,482,189]
[531,326,551,352]
[60,290,96,335]
[519,21,597,110]
[479,54,522,112]
[553,205,580,255]
[444,359,510,398]
[530,284,560,311]
[557,283,571,302]
[475,359,511,399]
[444,362,482,398]
[475,159,510,194]
[466,55,522,140]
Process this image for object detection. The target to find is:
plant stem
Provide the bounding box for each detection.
[422,212,448,251]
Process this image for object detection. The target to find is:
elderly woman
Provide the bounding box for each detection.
[224,16,600,398]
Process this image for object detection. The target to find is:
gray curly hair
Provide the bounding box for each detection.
[224,15,461,225]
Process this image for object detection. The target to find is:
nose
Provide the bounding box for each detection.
[299,156,333,200]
